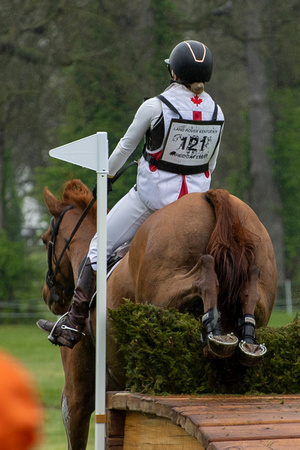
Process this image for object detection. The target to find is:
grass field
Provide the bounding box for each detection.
[0,323,95,450]
[0,310,297,449]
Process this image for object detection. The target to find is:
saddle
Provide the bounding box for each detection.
[107,241,131,273]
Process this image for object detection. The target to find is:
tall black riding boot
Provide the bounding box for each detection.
[37,258,96,349]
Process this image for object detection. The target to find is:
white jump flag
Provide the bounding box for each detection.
[50,132,108,450]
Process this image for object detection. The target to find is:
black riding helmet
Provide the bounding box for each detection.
[165,40,213,83]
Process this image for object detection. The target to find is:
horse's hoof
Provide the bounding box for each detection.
[207,333,238,358]
[203,345,219,360]
[238,341,267,367]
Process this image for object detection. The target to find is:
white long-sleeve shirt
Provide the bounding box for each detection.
[109,83,224,210]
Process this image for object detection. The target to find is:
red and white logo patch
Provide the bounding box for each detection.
[190,95,202,106]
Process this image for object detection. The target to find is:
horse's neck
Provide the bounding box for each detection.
[65,217,96,285]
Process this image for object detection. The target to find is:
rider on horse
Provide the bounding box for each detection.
[37,40,225,349]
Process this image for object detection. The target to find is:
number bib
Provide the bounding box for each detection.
[161,119,223,170]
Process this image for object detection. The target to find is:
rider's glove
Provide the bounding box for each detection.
[92,175,114,199]
[107,176,114,195]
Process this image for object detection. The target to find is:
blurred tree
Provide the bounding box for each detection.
[266,0,300,280]
[271,89,300,280]
[0,231,32,301]
[243,0,284,280]
[0,1,70,235]
[2,147,22,240]
[0,1,78,302]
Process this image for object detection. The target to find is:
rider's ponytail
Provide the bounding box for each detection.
[188,81,205,95]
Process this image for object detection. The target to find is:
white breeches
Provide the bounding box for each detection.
[87,186,154,271]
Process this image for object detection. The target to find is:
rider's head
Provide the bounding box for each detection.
[165,40,213,94]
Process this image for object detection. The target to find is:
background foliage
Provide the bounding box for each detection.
[0,0,299,303]
[271,88,300,279]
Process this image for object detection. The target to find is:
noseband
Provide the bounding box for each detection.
[45,196,96,304]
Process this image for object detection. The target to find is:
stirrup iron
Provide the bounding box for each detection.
[48,312,85,344]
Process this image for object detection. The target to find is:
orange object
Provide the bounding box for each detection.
[0,350,43,450]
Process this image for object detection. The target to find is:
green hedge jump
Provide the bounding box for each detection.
[109,301,300,395]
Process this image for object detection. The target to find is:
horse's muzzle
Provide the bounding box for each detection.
[43,285,68,315]
[49,286,60,303]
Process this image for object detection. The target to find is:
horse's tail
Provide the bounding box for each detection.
[204,189,256,310]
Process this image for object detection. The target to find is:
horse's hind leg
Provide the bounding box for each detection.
[238,265,260,343]
[192,255,238,359]
[238,265,267,367]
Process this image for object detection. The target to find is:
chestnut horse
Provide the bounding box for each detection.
[40,179,276,449]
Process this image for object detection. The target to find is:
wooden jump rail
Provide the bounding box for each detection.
[106,392,300,449]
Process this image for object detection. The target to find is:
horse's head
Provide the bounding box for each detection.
[41,190,75,315]
[41,180,96,315]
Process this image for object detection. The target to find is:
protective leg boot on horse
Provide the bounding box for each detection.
[37,259,96,349]
[237,314,267,367]
[202,307,238,359]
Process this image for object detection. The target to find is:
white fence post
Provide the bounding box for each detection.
[284,279,293,314]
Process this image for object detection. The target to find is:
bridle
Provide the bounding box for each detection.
[45,197,96,304]
[46,205,74,301]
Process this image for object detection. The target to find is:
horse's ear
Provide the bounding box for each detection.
[44,187,65,217]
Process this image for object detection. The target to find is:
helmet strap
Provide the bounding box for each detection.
[166,64,173,78]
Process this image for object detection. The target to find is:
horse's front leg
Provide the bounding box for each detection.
[238,265,267,366]
[60,338,95,450]
[195,255,238,359]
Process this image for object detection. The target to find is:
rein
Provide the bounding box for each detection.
[111,160,137,183]
[46,196,96,296]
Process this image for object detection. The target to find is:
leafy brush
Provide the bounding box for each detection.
[109,302,300,395]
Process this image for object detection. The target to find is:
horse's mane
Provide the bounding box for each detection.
[205,189,256,311]
[59,179,97,221]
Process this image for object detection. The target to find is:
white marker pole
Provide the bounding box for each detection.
[49,132,108,449]
[95,132,108,448]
